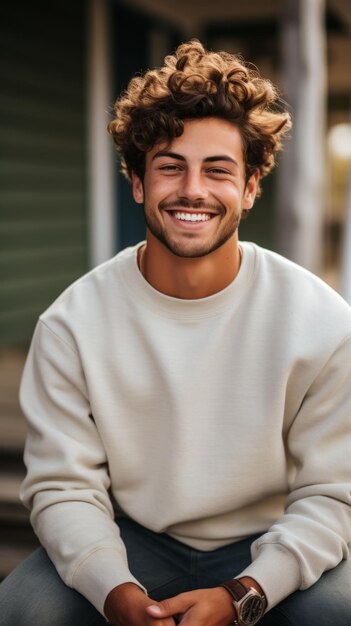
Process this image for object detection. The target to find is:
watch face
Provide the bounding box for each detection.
[240,595,265,625]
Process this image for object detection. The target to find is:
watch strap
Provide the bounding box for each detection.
[220,578,267,625]
[221,578,248,602]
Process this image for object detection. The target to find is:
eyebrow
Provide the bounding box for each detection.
[152,151,239,168]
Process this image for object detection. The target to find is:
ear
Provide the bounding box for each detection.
[132,172,144,204]
[243,169,260,210]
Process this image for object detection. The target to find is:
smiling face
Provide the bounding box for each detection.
[132,117,258,259]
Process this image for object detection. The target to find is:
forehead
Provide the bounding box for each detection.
[148,117,244,164]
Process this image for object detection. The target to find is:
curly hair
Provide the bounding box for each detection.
[108,40,291,200]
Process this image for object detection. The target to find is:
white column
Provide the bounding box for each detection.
[341,168,351,303]
[87,0,117,268]
[294,0,326,271]
[277,0,327,274]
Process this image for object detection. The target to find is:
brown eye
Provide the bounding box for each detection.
[208,167,229,175]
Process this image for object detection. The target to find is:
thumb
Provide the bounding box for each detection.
[146,594,190,618]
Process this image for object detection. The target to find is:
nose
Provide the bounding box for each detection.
[177,169,208,203]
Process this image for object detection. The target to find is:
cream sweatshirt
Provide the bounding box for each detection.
[20,241,351,616]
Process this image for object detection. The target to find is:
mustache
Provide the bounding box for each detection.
[159,199,223,213]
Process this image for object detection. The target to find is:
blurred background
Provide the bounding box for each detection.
[1,0,351,580]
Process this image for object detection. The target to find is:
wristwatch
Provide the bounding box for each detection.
[220,578,266,625]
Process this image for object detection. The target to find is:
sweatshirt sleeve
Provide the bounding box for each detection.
[239,334,351,609]
[19,320,145,617]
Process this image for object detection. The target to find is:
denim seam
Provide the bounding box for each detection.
[148,574,190,596]
[190,548,198,588]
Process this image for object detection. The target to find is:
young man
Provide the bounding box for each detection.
[1,41,350,626]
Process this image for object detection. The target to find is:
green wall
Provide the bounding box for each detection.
[0,0,88,347]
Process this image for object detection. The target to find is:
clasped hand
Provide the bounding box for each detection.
[105,582,235,626]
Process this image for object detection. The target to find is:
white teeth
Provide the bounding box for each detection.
[173,212,212,222]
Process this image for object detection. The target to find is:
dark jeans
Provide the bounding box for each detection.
[0,517,350,625]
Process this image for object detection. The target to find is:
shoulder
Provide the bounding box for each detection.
[39,244,141,338]
[247,242,349,304]
[242,241,351,338]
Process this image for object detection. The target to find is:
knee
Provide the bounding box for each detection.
[0,582,73,626]
[266,559,351,626]
[0,595,97,626]
[0,548,98,626]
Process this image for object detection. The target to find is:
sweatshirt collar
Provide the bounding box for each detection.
[119,241,257,320]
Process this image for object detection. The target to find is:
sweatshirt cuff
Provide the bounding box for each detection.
[70,547,146,617]
[238,542,301,610]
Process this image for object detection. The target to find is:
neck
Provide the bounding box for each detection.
[139,230,242,299]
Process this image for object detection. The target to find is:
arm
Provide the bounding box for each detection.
[20,320,143,616]
[147,336,351,624]
[237,334,351,609]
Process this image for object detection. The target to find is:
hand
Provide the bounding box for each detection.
[145,587,236,626]
[104,582,177,626]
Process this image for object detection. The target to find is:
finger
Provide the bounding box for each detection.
[147,616,176,626]
[146,594,192,618]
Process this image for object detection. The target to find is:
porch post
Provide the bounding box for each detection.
[87,0,117,267]
[277,0,327,273]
